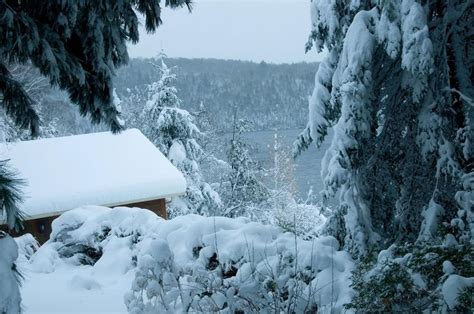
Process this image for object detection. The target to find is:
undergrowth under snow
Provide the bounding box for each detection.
[18,206,353,313]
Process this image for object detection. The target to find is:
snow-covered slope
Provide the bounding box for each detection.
[19,206,353,313]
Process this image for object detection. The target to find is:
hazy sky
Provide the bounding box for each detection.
[127,0,323,63]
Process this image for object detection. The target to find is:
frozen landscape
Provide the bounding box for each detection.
[1,0,473,313]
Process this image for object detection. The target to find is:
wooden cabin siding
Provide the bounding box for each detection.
[0,215,59,244]
[1,198,167,244]
[123,198,167,219]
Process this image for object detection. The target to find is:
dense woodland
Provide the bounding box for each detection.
[115,58,317,132]
[0,59,317,138]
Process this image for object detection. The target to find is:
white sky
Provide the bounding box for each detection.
[127,0,323,63]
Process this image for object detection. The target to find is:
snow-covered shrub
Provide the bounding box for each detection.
[346,243,474,312]
[125,239,180,313]
[241,131,327,238]
[30,206,162,272]
[14,233,39,264]
[248,193,326,239]
[24,206,351,312]
[0,231,21,314]
[125,214,354,313]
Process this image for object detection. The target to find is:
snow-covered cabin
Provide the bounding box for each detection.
[0,129,186,243]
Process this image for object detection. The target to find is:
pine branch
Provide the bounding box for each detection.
[0,159,25,230]
[0,62,40,136]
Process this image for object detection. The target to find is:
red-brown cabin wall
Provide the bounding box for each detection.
[1,198,167,244]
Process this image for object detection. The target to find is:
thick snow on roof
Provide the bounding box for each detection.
[0,129,186,220]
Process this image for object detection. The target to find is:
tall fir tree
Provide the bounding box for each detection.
[294,0,473,257]
[139,59,222,217]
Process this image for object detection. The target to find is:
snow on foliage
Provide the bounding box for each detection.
[442,274,474,310]
[0,232,21,314]
[137,59,222,217]
[347,242,473,312]
[0,0,191,135]
[23,206,353,313]
[296,0,473,258]
[221,118,269,216]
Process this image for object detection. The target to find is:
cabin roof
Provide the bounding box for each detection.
[0,129,186,220]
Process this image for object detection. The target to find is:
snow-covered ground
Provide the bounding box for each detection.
[22,264,133,313]
[17,206,353,313]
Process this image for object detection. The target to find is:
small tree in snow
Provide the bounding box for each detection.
[223,117,268,217]
[140,59,222,217]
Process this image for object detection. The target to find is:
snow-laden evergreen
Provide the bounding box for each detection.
[221,118,269,217]
[294,0,473,310]
[296,0,473,256]
[0,0,191,135]
[137,60,222,217]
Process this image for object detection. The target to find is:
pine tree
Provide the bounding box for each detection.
[140,59,222,217]
[295,0,473,257]
[0,0,191,135]
[224,117,268,217]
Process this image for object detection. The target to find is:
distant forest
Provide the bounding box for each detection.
[115,58,319,131]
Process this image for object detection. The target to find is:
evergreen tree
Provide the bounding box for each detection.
[294,0,473,257]
[0,0,191,135]
[224,117,268,217]
[139,59,222,217]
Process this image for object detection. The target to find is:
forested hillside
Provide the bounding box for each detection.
[115,58,318,131]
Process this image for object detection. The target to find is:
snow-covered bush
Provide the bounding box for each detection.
[0,231,21,314]
[29,206,161,273]
[14,234,39,264]
[125,214,354,313]
[257,132,327,238]
[246,193,326,239]
[124,239,179,313]
[22,206,352,313]
[347,242,473,312]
